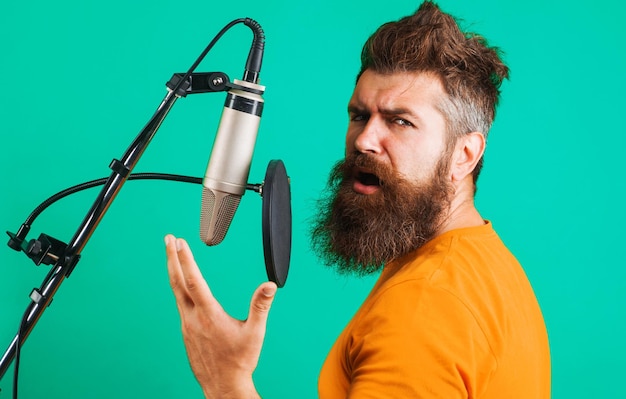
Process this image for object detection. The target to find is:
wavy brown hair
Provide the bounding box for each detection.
[358,1,509,184]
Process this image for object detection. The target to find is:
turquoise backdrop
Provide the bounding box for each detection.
[1,0,624,397]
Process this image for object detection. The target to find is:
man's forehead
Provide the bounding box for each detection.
[349,70,445,112]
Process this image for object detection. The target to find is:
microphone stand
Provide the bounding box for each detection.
[0,89,178,379]
[0,71,230,379]
[0,18,275,389]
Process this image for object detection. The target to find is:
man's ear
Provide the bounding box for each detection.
[450,132,485,182]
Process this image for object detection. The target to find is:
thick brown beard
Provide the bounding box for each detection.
[310,152,453,276]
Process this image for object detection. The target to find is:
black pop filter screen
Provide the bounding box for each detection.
[261,160,291,287]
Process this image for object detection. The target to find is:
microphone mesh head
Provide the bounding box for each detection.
[200,187,241,246]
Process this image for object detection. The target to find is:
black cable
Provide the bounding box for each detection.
[242,18,265,83]
[11,173,202,246]
[25,173,202,228]
[9,173,202,399]
[170,18,246,96]
[7,173,263,397]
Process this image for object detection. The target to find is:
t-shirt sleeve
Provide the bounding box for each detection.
[346,279,497,398]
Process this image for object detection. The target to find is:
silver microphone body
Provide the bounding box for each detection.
[200,79,265,245]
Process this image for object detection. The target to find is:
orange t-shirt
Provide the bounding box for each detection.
[318,222,550,398]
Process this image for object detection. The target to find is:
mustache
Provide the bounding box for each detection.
[331,152,399,189]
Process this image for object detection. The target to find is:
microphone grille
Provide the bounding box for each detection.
[200,187,241,246]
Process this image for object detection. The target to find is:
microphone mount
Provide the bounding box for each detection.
[166,71,230,96]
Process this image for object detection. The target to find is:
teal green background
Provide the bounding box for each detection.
[1,0,624,397]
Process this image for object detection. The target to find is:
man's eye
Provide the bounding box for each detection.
[350,114,368,122]
[392,118,413,127]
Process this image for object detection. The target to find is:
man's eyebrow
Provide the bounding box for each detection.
[347,104,422,122]
[379,107,420,119]
[347,104,367,114]
[348,102,420,115]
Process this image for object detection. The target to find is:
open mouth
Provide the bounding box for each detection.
[356,171,382,187]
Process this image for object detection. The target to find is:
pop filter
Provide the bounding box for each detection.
[261,160,291,287]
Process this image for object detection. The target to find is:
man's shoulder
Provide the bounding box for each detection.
[386,221,515,282]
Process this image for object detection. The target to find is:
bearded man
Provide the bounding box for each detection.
[164,1,551,398]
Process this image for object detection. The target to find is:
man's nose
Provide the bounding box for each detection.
[352,118,384,155]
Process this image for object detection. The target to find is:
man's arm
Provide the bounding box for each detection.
[164,234,277,399]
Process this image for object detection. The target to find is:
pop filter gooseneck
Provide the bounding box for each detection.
[260,160,291,287]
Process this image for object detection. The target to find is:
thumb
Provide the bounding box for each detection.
[247,281,277,329]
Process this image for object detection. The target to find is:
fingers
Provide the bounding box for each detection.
[165,234,277,330]
[165,234,215,308]
[247,281,277,331]
[165,234,187,305]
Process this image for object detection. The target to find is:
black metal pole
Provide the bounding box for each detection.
[0,88,180,380]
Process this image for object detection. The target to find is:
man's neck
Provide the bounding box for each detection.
[436,179,484,237]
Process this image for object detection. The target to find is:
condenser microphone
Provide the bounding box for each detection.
[200,80,265,245]
[200,18,266,246]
